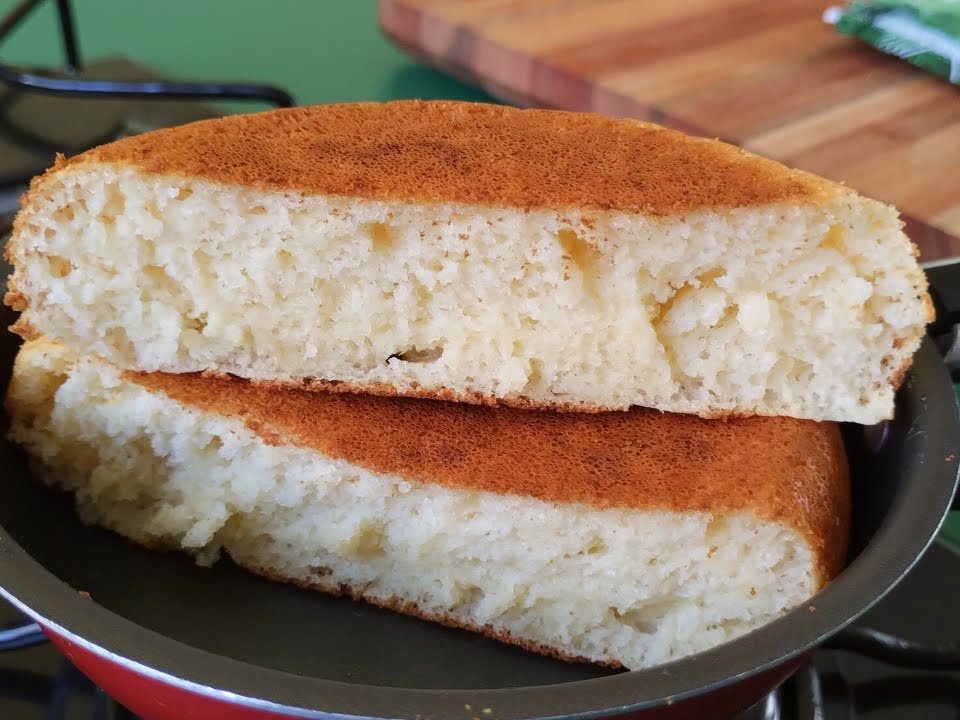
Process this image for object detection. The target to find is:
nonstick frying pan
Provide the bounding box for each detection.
[0,258,958,720]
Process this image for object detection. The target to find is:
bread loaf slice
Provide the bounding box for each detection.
[7,338,850,670]
[4,101,929,422]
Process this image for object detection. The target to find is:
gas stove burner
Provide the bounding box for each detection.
[0,0,294,107]
[0,56,246,197]
[0,0,296,210]
[0,88,127,182]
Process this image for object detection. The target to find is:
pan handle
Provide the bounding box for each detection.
[826,626,960,670]
[0,620,47,651]
[925,262,960,511]
[932,326,960,512]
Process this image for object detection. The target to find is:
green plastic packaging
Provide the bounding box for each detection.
[825,1,960,83]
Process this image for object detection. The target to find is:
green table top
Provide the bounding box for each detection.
[3,0,958,549]
[0,0,493,108]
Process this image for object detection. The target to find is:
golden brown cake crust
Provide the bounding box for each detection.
[126,370,850,584]
[57,100,840,215]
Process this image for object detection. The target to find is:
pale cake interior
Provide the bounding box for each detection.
[8,163,927,423]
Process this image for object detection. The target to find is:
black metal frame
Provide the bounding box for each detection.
[826,626,960,671]
[0,0,294,106]
[0,620,44,651]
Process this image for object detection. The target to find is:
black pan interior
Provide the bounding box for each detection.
[0,254,958,717]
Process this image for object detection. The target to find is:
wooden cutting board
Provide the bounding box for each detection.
[379,0,960,261]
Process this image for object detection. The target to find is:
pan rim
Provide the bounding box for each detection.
[0,338,957,720]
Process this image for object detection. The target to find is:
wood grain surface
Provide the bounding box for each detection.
[379,0,960,261]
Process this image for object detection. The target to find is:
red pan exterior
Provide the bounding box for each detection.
[44,624,805,720]
[46,626,288,720]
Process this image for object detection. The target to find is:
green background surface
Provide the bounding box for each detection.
[2,0,958,547]
[0,0,493,108]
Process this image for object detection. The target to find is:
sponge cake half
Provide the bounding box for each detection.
[4,101,930,423]
[7,338,850,670]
